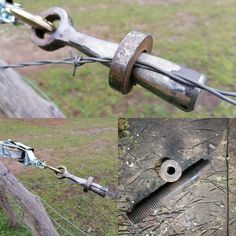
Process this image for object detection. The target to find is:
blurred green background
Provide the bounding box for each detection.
[0,119,117,236]
[1,0,236,117]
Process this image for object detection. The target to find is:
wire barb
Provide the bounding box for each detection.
[0,55,236,105]
[69,51,82,77]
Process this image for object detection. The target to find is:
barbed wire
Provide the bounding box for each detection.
[0,54,236,106]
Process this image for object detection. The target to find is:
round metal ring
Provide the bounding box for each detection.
[109,31,153,95]
[56,166,67,179]
[159,159,182,183]
[31,7,73,51]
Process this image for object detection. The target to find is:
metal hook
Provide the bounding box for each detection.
[9,6,55,31]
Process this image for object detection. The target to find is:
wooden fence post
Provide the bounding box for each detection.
[0,182,18,227]
[0,59,65,118]
[0,161,59,236]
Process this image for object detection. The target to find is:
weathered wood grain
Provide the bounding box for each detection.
[0,182,18,227]
[119,119,228,235]
[0,60,65,118]
[228,119,236,236]
[0,161,59,236]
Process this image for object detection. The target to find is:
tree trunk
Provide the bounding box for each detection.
[0,59,65,118]
[0,161,59,236]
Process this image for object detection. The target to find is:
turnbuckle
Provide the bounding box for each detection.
[0,140,114,198]
[0,140,45,167]
[0,0,21,24]
[0,0,54,31]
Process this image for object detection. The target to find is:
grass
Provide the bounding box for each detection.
[0,211,31,236]
[0,119,117,236]
[2,0,236,117]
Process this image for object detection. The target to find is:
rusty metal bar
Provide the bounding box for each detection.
[127,159,211,223]
[30,7,207,112]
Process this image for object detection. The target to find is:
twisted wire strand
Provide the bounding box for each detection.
[0,55,235,105]
[25,186,90,236]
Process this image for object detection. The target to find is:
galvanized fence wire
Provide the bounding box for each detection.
[7,194,32,234]
[0,55,236,105]
[25,186,90,236]
[2,178,90,235]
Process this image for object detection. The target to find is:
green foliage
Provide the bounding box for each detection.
[0,211,31,236]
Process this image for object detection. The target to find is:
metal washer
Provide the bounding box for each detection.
[109,30,153,95]
[159,159,182,183]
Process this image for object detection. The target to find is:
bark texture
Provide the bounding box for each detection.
[119,119,231,235]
